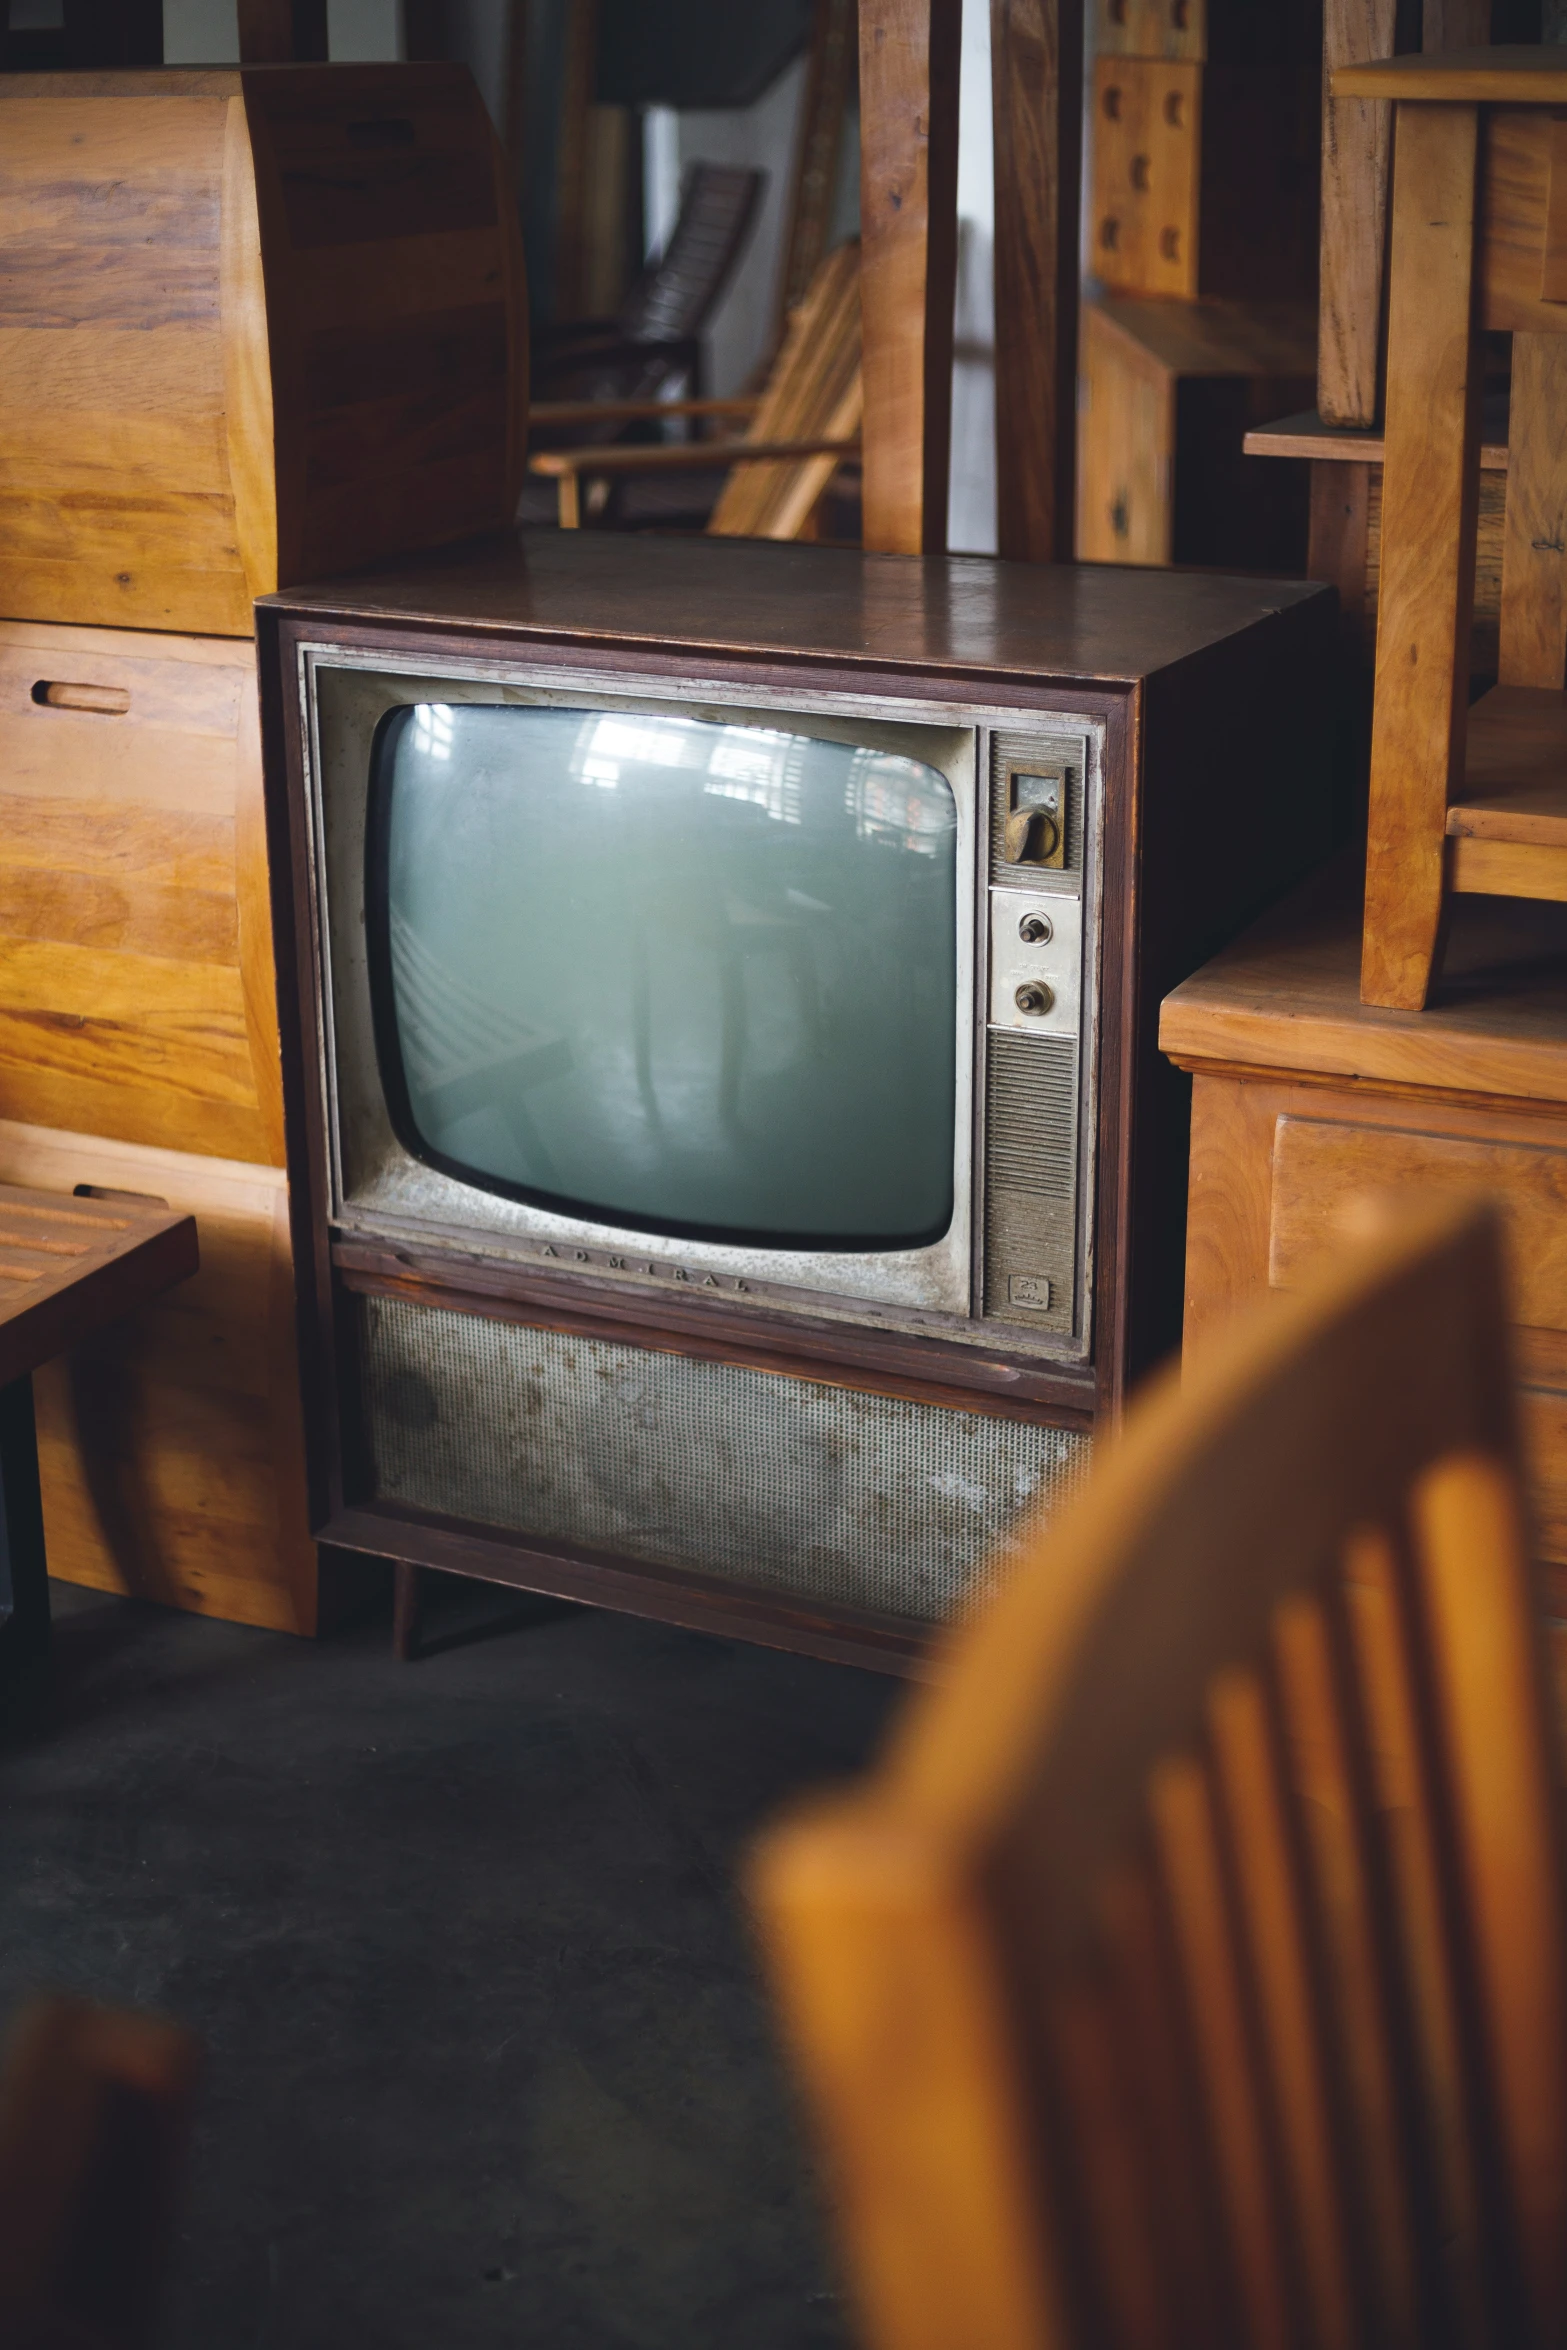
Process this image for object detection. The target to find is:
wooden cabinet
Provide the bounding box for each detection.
[0,66,528,1634]
[0,65,527,637]
[1160,864,1567,1597]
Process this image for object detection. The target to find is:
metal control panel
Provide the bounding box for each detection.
[987,893,1083,1035]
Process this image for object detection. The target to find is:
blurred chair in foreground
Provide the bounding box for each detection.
[0,1995,200,2350]
[753,1195,1567,2350]
[529,239,861,539]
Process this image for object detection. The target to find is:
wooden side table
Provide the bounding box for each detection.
[0,1186,196,1698]
[1159,862,1567,1608]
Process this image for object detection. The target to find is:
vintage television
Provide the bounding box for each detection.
[259,534,1334,1671]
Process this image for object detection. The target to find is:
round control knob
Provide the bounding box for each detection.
[1018,912,1053,945]
[1014,981,1054,1017]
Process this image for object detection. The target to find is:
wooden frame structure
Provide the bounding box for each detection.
[1336,50,1567,1009]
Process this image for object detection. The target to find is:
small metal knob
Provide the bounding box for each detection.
[1014,982,1054,1017]
[1018,912,1053,945]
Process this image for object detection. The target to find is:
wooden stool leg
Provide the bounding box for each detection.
[1362,100,1482,1012]
[0,1375,49,1700]
[392,1560,422,1662]
[1499,334,1567,693]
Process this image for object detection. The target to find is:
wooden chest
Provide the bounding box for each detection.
[1160,865,1567,1602]
[0,64,527,636]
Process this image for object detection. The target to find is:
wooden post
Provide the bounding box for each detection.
[1362,100,1482,1010]
[1498,335,1567,691]
[858,0,963,555]
[991,0,1083,562]
[237,0,329,62]
[1318,0,1397,429]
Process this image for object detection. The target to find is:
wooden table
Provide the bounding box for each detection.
[1160,861,1567,1606]
[0,1186,197,1697]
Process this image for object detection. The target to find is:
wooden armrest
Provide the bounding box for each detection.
[532,436,862,529]
[531,437,859,482]
[529,397,759,428]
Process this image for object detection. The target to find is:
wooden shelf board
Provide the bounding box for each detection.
[1448,686,1567,846]
[1243,398,1510,470]
[1085,292,1318,382]
[1333,46,1567,103]
[1159,857,1567,1106]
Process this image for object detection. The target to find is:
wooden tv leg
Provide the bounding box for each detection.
[392,1561,423,1662]
[1361,100,1482,1011]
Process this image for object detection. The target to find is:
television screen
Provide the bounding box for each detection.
[367,704,959,1248]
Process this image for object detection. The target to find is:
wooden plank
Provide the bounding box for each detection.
[1271,1115,1567,1329]
[0,1119,317,1635]
[1318,0,1397,428]
[1334,48,1567,101]
[1076,297,1174,563]
[1159,864,1567,1108]
[1499,336,1567,690]
[1480,109,1567,337]
[1448,836,1567,899]
[991,0,1082,562]
[1308,459,1372,641]
[1244,401,1510,468]
[1090,56,1201,301]
[1546,116,1567,304]
[858,0,963,554]
[1448,684,1567,839]
[1421,0,1491,45]
[1362,101,1482,1010]
[0,1182,196,1390]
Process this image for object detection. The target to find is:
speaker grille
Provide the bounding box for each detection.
[989,729,1087,889]
[983,1030,1079,1333]
[359,1294,1091,1622]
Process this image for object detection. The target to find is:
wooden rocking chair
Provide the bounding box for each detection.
[528,241,862,540]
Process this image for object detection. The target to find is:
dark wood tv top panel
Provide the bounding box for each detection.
[260,529,1328,691]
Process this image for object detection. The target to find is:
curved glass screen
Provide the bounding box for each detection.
[367,704,958,1247]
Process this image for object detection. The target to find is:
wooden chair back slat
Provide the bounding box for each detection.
[753,1199,1567,2349]
[708,240,861,541]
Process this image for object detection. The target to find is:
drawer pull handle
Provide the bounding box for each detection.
[33,681,131,716]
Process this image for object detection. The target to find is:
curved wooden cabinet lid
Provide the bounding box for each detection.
[0,65,528,641]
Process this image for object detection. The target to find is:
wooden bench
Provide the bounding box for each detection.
[0,1185,197,1699]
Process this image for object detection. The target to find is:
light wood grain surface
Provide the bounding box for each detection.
[1362,101,1482,1010]
[1318,0,1397,429]
[753,1197,1567,2348]
[0,621,284,1165]
[0,66,528,635]
[857,0,961,554]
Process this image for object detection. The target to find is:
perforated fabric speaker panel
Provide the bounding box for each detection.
[359,1295,1091,1622]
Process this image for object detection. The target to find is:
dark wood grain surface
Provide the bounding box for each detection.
[261,528,1329,687]
[0,1182,197,1390]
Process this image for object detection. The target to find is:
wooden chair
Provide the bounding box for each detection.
[530,161,764,413]
[529,239,862,539]
[751,1194,1567,2350]
[1338,51,1567,1011]
[0,1994,201,2350]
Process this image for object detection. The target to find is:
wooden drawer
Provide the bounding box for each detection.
[0,1116,317,1634]
[1270,1111,1567,1573]
[1270,1115,1567,1329]
[0,620,284,1166]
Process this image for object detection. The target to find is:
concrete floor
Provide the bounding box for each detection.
[0,1574,902,2349]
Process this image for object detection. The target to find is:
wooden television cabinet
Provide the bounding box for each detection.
[260,532,1336,1673]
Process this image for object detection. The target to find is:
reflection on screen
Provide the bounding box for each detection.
[369,704,958,1246]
